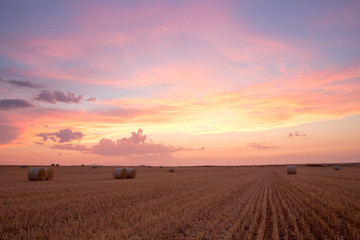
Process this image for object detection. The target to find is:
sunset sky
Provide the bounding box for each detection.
[1,0,359,166]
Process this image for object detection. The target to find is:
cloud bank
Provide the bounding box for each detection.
[34,90,96,104]
[52,129,191,156]
[37,128,84,143]
[35,90,83,104]
[0,99,33,110]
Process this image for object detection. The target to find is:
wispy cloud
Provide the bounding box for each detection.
[0,99,34,111]
[86,97,96,102]
[53,143,88,151]
[0,124,18,144]
[0,77,43,88]
[288,132,306,137]
[247,142,275,150]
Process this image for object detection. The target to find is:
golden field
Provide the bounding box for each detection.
[1,165,360,239]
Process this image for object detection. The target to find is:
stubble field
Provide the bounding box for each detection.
[1,165,360,239]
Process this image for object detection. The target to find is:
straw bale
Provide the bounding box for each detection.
[45,168,54,180]
[287,165,297,174]
[126,168,137,179]
[113,168,128,179]
[28,168,47,181]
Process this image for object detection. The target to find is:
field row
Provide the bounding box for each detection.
[0,166,359,239]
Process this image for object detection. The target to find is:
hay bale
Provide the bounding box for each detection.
[169,167,175,172]
[56,164,59,166]
[113,168,128,179]
[126,168,137,179]
[333,165,340,170]
[45,168,54,180]
[51,164,55,166]
[28,168,47,181]
[287,165,296,174]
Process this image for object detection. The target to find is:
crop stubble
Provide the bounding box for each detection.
[0,166,359,239]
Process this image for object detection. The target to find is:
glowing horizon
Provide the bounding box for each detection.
[1,1,359,166]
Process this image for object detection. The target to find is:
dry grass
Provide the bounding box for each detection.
[1,165,360,239]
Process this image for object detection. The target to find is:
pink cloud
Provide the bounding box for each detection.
[90,128,187,156]
[52,129,193,157]
[0,1,359,139]
[0,124,18,144]
[0,68,358,139]
[0,1,313,93]
[307,2,360,31]
[53,144,88,151]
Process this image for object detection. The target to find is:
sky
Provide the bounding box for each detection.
[0,0,359,166]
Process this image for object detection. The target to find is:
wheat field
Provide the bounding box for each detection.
[1,165,360,239]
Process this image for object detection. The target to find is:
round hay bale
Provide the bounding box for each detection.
[333,165,340,170]
[169,167,175,172]
[45,168,54,180]
[28,168,47,181]
[113,168,128,179]
[126,168,137,179]
[287,165,296,174]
